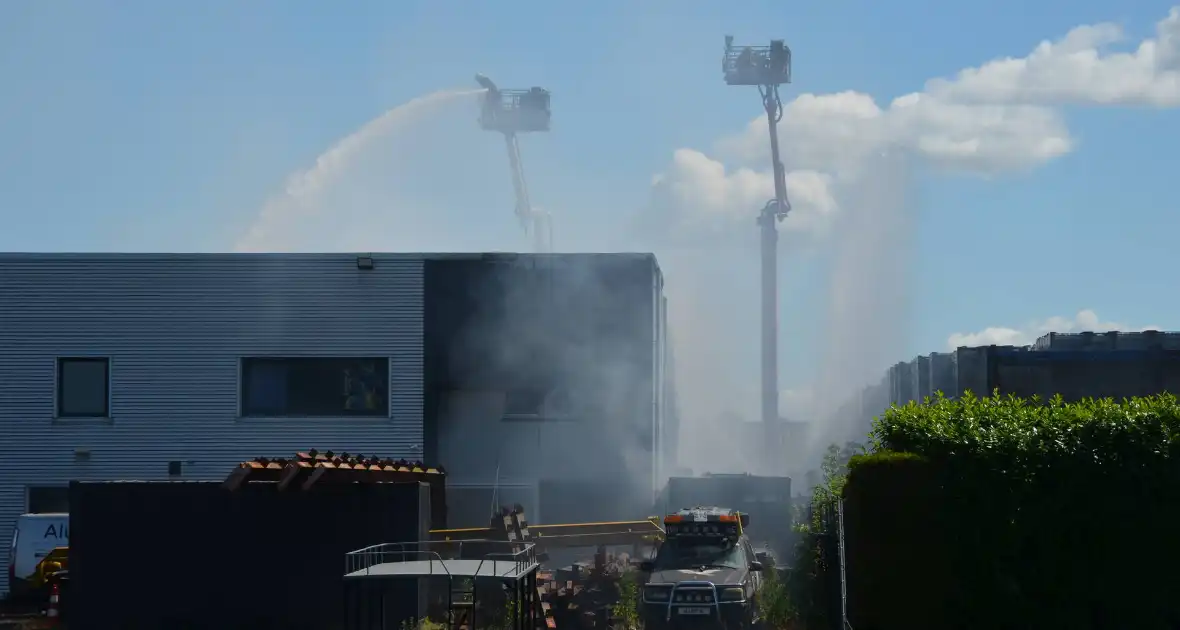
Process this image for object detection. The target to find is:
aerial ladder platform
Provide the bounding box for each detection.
[475,74,554,253]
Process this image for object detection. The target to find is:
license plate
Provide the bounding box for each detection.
[677,607,711,615]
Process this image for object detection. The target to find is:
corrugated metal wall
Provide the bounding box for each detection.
[0,253,425,596]
[438,391,644,486]
[424,254,665,525]
[859,338,1180,440]
[652,267,668,494]
[987,348,1180,402]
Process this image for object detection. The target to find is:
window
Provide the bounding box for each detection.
[27,486,69,513]
[57,357,110,418]
[241,357,389,417]
[505,388,547,416]
[652,539,747,571]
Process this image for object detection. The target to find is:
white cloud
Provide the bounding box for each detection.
[717,91,1074,176]
[646,6,1180,240]
[946,309,1162,349]
[925,10,1180,107]
[644,149,837,245]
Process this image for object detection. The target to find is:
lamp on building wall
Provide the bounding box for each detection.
[356,255,375,270]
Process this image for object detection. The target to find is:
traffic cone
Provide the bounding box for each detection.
[46,582,60,620]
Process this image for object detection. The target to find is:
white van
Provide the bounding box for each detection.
[7,513,69,598]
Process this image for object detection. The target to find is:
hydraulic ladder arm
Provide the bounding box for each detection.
[504,132,551,253]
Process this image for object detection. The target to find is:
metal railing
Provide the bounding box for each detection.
[810,499,853,630]
[477,544,539,578]
[838,499,854,630]
[722,45,792,85]
[344,540,539,578]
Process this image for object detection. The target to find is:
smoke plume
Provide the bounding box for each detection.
[232,83,917,496]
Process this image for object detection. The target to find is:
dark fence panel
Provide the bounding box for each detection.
[69,481,428,630]
[815,501,845,630]
[343,576,421,630]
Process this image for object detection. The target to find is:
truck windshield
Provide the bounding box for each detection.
[652,540,745,571]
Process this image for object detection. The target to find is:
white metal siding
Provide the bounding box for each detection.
[0,253,424,595]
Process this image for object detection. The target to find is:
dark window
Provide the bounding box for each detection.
[505,388,547,416]
[241,357,389,417]
[27,486,69,513]
[57,357,110,418]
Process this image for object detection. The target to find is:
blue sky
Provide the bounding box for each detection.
[3,0,1180,420]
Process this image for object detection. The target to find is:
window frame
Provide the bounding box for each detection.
[55,356,111,419]
[238,356,392,419]
[26,485,70,514]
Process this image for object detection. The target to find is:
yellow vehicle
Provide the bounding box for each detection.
[30,547,68,590]
[7,512,68,600]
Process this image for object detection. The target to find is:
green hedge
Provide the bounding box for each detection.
[844,392,1180,630]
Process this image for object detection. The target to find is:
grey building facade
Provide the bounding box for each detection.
[423,253,674,527]
[830,331,1180,448]
[884,330,1180,406]
[0,252,674,595]
[794,331,1180,503]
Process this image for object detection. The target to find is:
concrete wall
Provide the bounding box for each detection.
[989,349,1180,402]
[1032,330,1180,352]
[929,353,956,398]
[867,332,1180,422]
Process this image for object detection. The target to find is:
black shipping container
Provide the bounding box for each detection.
[68,480,429,630]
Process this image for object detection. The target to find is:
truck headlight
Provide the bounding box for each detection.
[644,586,671,602]
[719,586,745,601]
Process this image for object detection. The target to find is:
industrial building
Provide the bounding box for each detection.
[834,331,1180,442]
[0,252,676,595]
